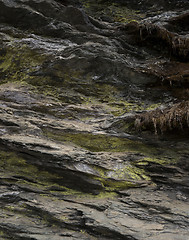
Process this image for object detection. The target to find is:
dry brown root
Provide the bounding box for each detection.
[135,101,189,134]
[122,12,189,61]
[120,12,189,88]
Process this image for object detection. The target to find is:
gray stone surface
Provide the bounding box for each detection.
[0,0,188,239]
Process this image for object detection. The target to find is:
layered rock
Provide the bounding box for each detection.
[0,0,188,239]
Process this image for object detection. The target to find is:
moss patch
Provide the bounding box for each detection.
[0,150,60,186]
[0,150,89,196]
[107,164,151,181]
[43,130,179,165]
[0,44,46,84]
[81,0,144,23]
[0,43,160,114]
[0,150,119,198]
[43,130,159,155]
[92,163,151,191]
[43,129,181,184]
[0,44,82,104]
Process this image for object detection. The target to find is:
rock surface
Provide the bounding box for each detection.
[0,0,188,239]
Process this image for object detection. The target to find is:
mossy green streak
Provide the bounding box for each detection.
[43,130,158,155]
[81,0,144,23]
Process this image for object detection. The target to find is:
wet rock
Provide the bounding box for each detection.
[0,0,49,29]
[108,0,189,12]
[0,0,188,239]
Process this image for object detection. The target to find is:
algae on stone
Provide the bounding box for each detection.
[81,0,144,23]
[0,44,46,84]
[43,130,158,154]
[0,150,87,196]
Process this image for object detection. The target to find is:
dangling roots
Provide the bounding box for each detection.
[135,101,189,134]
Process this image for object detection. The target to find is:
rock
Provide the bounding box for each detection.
[0,0,188,239]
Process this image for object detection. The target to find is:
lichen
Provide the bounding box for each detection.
[0,44,82,104]
[42,129,182,191]
[93,163,150,181]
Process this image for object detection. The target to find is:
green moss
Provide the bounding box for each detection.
[91,162,150,191]
[1,151,44,178]
[81,0,144,23]
[92,165,109,178]
[0,150,84,195]
[68,191,116,200]
[81,83,144,116]
[0,150,118,198]
[0,151,59,185]
[93,164,150,181]
[0,44,46,84]
[95,176,140,191]
[0,230,10,239]
[109,165,151,181]
[135,156,178,166]
[0,45,81,103]
[4,202,56,227]
[146,103,161,111]
[0,44,156,113]
[42,130,182,192]
[81,82,162,117]
[108,101,141,116]
[43,130,159,156]
[0,44,66,102]
[0,139,153,194]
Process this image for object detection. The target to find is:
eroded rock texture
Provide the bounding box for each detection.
[0,0,188,239]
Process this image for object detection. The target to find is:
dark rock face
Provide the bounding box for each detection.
[0,0,188,239]
[109,0,189,11]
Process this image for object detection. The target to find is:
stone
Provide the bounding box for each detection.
[0,0,188,239]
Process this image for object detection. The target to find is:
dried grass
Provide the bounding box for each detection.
[135,101,189,134]
[123,12,189,60]
[138,23,189,60]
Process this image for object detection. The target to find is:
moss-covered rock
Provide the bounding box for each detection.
[81,0,144,23]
